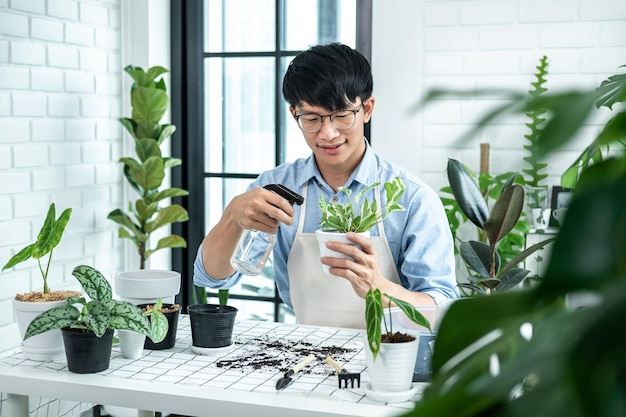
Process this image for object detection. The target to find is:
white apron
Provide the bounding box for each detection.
[287,180,401,329]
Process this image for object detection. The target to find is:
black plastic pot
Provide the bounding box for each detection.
[188,304,238,348]
[139,303,180,350]
[61,327,113,374]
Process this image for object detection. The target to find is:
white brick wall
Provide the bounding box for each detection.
[372,0,626,192]
[0,0,124,353]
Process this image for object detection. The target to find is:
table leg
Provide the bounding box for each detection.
[6,393,29,417]
[137,411,155,417]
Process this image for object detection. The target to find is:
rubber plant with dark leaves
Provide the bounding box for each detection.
[24,265,155,340]
[365,288,432,361]
[108,65,189,269]
[447,158,556,294]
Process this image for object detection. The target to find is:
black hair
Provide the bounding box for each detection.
[282,43,373,111]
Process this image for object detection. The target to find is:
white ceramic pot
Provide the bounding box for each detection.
[117,330,146,360]
[13,298,67,361]
[364,334,419,393]
[315,230,370,276]
[114,269,181,304]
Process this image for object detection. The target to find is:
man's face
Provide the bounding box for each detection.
[290,97,375,173]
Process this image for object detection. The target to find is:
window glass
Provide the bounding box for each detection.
[204,57,276,173]
[205,177,253,230]
[282,0,357,50]
[205,0,275,52]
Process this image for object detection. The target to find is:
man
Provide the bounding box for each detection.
[194,43,457,328]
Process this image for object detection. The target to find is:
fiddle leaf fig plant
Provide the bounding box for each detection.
[447,158,555,294]
[2,203,73,295]
[365,288,431,361]
[319,177,406,233]
[108,65,189,269]
[24,265,151,339]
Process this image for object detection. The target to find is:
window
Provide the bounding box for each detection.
[171,0,372,321]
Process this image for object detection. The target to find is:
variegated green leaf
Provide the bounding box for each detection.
[84,300,110,338]
[24,304,80,339]
[148,310,168,343]
[72,265,112,303]
[385,293,432,332]
[365,289,383,361]
[107,300,151,336]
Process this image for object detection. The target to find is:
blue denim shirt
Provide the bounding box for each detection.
[194,142,458,308]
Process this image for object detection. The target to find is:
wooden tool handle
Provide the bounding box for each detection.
[325,356,343,372]
[293,354,315,373]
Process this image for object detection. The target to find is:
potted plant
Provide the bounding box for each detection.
[107,65,186,306]
[2,203,81,361]
[24,265,152,374]
[118,297,170,359]
[315,177,406,275]
[363,288,431,402]
[406,64,626,416]
[446,158,556,295]
[140,298,180,350]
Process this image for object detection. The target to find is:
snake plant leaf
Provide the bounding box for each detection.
[460,241,499,279]
[386,294,431,332]
[72,265,112,303]
[84,300,110,338]
[106,300,151,337]
[32,205,72,259]
[484,185,524,246]
[498,268,530,291]
[447,159,489,229]
[144,205,189,233]
[144,235,187,259]
[24,304,81,339]
[365,289,383,361]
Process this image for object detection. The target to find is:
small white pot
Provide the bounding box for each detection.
[117,330,146,360]
[114,269,181,304]
[364,334,419,393]
[315,229,370,276]
[13,298,68,361]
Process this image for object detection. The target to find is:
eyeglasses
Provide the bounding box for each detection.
[293,105,362,133]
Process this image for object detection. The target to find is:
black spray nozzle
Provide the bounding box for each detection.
[263,184,304,206]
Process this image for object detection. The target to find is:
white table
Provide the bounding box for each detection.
[0,317,425,417]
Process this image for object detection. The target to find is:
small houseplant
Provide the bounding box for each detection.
[447,158,555,295]
[24,265,152,373]
[316,177,406,275]
[107,65,189,269]
[2,203,81,361]
[363,288,432,397]
[141,298,180,350]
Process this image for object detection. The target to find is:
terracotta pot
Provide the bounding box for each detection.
[62,327,114,374]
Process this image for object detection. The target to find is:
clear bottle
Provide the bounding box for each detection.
[230,184,304,276]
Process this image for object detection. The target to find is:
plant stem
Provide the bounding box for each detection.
[40,252,52,294]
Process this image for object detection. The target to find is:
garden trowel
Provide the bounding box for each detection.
[275,353,315,391]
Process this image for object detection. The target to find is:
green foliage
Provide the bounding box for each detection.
[318,177,406,233]
[2,203,72,294]
[141,298,168,344]
[405,65,626,417]
[108,65,189,269]
[24,265,151,339]
[522,55,550,188]
[365,288,431,362]
[447,159,555,295]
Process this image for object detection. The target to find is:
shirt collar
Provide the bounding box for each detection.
[294,138,377,190]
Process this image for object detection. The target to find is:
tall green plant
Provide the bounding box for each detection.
[522,55,550,188]
[108,66,189,269]
[405,65,626,417]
